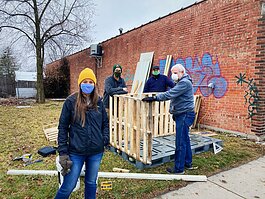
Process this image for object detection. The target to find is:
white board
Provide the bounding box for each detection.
[131,52,154,96]
[139,52,154,62]
[131,61,151,95]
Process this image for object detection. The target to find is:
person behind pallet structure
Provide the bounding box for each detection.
[55,68,109,199]
[142,64,197,174]
[103,64,128,115]
[143,65,175,93]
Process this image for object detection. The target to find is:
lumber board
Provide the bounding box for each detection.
[142,101,147,163]
[154,102,159,137]
[164,102,170,135]
[124,98,129,151]
[113,96,118,147]
[118,97,123,149]
[159,102,165,136]
[109,96,113,143]
[130,99,136,155]
[135,100,141,160]
[192,95,202,128]
[164,55,172,76]
[147,103,153,163]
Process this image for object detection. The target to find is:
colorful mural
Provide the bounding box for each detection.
[159,53,228,98]
[235,73,259,119]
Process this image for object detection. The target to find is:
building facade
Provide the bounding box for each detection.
[47,0,265,138]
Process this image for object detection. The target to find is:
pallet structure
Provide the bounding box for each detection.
[43,123,58,143]
[109,94,203,167]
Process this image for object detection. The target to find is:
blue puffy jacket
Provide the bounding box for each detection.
[57,94,109,156]
[156,74,194,115]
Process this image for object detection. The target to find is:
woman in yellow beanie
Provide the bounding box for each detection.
[55,68,109,199]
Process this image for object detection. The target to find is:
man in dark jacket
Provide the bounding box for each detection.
[143,65,175,93]
[103,64,128,113]
[142,64,196,174]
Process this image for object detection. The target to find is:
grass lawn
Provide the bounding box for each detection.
[0,100,264,199]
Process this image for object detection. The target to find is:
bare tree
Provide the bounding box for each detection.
[0,0,95,103]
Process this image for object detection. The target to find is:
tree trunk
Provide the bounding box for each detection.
[36,41,45,103]
[33,0,45,104]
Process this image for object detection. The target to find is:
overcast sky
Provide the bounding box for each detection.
[92,0,198,43]
[1,0,198,71]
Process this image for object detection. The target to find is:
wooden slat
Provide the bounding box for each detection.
[124,98,129,152]
[192,95,202,128]
[142,101,147,163]
[147,102,153,163]
[169,112,174,134]
[118,97,123,149]
[113,96,118,147]
[109,96,113,144]
[159,101,165,136]
[164,55,172,76]
[135,100,141,161]
[154,102,159,137]
[132,80,139,94]
[164,101,170,135]
[130,99,136,155]
[134,81,143,95]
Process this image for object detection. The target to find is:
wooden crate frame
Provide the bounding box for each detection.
[109,94,201,164]
[43,123,58,143]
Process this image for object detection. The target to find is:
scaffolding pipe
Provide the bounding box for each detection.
[7,170,207,182]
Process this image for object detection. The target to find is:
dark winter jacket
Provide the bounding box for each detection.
[156,74,194,115]
[143,74,175,93]
[103,75,127,108]
[57,94,109,156]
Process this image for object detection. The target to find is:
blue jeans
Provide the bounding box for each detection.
[55,152,103,199]
[174,111,195,173]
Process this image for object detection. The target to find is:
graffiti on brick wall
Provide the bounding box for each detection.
[159,53,228,98]
[235,73,259,119]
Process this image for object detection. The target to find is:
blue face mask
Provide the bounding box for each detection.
[80,83,94,94]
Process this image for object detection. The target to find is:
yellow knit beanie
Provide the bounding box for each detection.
[78,68,97,86]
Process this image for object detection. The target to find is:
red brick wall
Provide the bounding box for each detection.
[47,0,265,136]
[254,0,265,137]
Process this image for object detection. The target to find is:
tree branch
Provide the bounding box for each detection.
[5,0,34,9]
[0,9,35,24]
[0,25,36,46]
[39,0,52,21]
[41,0,77,41]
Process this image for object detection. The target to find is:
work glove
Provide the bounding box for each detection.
[142,96,157,102]
[59,155,73,176]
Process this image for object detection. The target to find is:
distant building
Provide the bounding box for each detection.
[15,71,37,98]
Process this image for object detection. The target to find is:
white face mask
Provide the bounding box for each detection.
[171,73,179,82]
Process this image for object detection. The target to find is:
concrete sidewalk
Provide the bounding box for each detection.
[154,156,265,199]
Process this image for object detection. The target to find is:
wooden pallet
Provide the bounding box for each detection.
[109,94,202,165]
[110,134,222,169]
[43,123,58,143]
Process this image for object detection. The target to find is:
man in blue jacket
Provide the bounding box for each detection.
[103,64,128,114]
[143,65,175,93]
[142,64,196,174]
